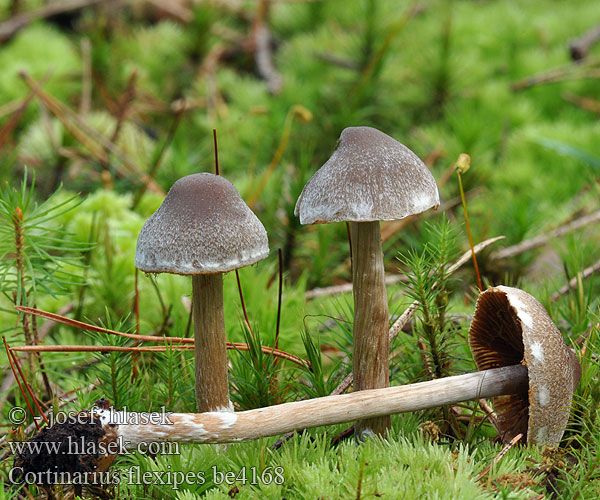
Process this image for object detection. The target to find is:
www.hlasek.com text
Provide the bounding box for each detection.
[9,435,179,458]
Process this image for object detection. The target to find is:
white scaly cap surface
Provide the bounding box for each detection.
[136,173,269,275]
[295,126,439,224]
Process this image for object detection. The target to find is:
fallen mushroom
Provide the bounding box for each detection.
[469,285,581,446]
[294,126,439,438]
[135,173,269,412]
[14,287,580,488]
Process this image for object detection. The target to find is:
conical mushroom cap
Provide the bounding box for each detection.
[136,173,269,275]
[469,286,581,446]
[294,126,439,224]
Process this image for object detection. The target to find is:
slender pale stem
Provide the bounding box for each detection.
[108,364,528,447]
[351,221,390,437]
[192,274,231,412]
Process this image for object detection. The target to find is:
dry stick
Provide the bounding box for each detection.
[0,89,35,152]
[305,273,408,300]
[0,0,106,43]
[476,432,523,482]
[146,0,193,22]
[3,337,40,430]
[10,344,307,368]
[563,92,600,114]
[6,345,49,424]
[510,57,600,91]
[253,6,283,94]
[19,72,164,195]
[12,307,308,368]
[569,23,600,61]
[109,70,137,145]
[550,259,600,302]
[99,364,527,446]
[490,209,600,261]
[0,98,27,120]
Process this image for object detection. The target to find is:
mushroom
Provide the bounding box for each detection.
[469,285,581,446]
[135,173,269,412]
[294,126,439,437]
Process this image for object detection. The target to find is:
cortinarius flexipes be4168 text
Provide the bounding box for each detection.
[135,173,269,413]
[295,126,439,438]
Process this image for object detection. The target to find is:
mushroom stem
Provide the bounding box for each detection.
[351,221,390,438]
[192,274,231,412]
[103,364,527,447]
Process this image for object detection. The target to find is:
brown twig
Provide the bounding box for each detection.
[109,70,138,144]
[251,0,282,94]
[478,398,499,432]
[13,306,309,368]
[0,0,107,43]
[19,72,165,195]
[10,343,308,368]
[3,337,39,430]
[0,72,52,153]
[490,209,600,261]
[6,343,49,424]
[563,92,600,114]
[0,303,73,412]
[146,0,193,22]
[304,273,409,300]
[511,57,600,91]
[476,432,523,482]
[550,259,600,302]
[569,23,600,61]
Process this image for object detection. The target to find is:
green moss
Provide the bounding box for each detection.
[0,24,81,121]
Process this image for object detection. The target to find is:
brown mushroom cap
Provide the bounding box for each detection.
[294,126,439,224]
[135,173,269,275]
[469,285,581,446]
